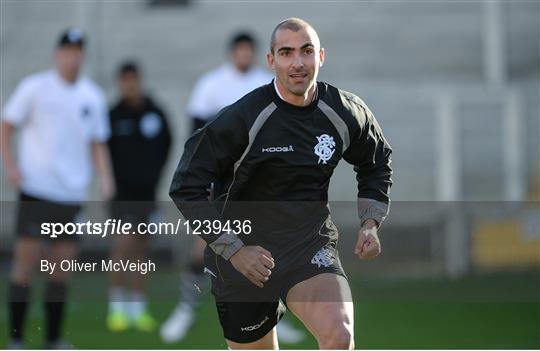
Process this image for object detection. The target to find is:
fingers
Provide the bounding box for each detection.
[355,229,381,260]
[354,231,366,255]
[231,246,275,288]
[246,270,267,288]
[254,263,272,279]
[260,254,275,270]
[252,252,273,286]
[245,275,263,288]
[362,243,374,258]
[256,246,273,260]
[244,261,270,288]
[248,248,274,288]
[360,238,380,259]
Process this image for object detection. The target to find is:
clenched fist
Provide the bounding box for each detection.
[355,219,381,260]
[229,246,274,288]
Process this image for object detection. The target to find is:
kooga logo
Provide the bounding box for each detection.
[241,316,269,332]
[262,145,294,153]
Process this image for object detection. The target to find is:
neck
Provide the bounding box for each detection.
[275,78,316,107]
[234,64,250,74]
[125,95,143,109]
[57,68,78,84]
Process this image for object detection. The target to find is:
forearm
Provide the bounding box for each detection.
[0,121,17,170]
[169,139,242,259]
[91,142,115,197]
[170,190,245,260]
[356,143,392,226]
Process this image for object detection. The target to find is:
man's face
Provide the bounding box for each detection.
[267,27,324,96]
[55,44,84,75]
[231,42,255,72]
[118,71,141,100]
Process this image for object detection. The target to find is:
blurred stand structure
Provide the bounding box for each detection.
[1,1,539,278]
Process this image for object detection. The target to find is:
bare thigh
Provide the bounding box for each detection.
[10,237,42,284]
[286,273,354,349]
[46,240,78,282]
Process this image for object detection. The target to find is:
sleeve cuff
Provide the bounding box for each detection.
[208,233,245,260]
[357,198,390,227]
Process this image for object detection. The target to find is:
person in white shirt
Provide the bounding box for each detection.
[187,33,272,131]
[161,31,305,345]
[0,28,114,349]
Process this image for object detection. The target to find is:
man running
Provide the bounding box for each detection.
[169,18,392,349]
[162,31,304,344]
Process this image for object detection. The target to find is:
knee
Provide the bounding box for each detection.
[11,266,34,284]
[318,324,354,350]
[48,269,71,283]
[11,259,37,284]
[111,241,130,259]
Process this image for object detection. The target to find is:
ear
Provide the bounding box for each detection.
[266,52,275,71]
[319,47,325,68]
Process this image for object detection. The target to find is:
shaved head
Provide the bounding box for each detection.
[270,17,320,54]
[267,17,324,105]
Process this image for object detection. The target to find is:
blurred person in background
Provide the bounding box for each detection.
[160,31,305,344]
[0,28,114,349]
[186,32,272,132]
[106,61,172,333]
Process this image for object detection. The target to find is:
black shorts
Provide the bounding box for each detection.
[205,242,346,343]
[16,192,81,241]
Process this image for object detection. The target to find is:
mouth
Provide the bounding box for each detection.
[289,72,308,83]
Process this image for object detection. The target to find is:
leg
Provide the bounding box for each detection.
[160,237,207,342]
[286,273,354,349]
[215,300,283,350]
[109,233,132,290]
[107,233,132,331]
[10,237,42,284]
[226,326,278,350]
[127,235,156,332]
[47,240,78,283]
[9,237,42,342]
[129,235,149,293]
[180,237,207,307]
[44,240,78,345]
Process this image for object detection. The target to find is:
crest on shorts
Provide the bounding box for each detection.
[314,134,336,164]
[311,247,335,268]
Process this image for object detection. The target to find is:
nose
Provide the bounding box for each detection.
[292,52,304,69]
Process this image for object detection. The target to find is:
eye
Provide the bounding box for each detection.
[304,48,314,55]
[280,51,290,57]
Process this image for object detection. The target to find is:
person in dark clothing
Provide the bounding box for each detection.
[106,61,172,333]
[161,32,304,346]
[169,18,392,349]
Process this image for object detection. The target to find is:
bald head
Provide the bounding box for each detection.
[270,18,320,54]
[267,18,324,104]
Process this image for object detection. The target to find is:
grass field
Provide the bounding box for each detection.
[1,270,539,349]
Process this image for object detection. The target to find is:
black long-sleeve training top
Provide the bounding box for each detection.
[109,96,172,199]
[170,80,392,261]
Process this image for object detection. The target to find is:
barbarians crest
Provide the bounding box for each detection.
[314,134,336,164]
